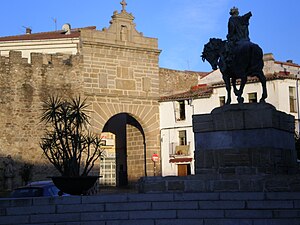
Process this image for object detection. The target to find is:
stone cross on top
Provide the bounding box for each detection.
[121,0,127,11]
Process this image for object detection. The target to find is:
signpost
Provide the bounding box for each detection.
[151,153,159,176]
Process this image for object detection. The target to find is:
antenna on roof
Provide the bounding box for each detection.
[186,60,190,70]
[52,18,57,31]
[22,26,32,34]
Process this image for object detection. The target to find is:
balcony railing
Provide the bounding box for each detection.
[169,143,190,156]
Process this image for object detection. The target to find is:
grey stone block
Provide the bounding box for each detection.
[177,209,224,218]
[199,200,245,209]
[273,210,300,218]
[129,210,176,219]
[204,219,252,225]
[225,210,273,218]
[106,220,154,225]
[167,181,184,191]
[79,222,106,225]
[6,205,55,216]
[106,202,151,211]
[140,181,167,193]
[156,219,204,225]
[57,203,105,213]
[31,213,80,223]
[266,192,300,200]
[247,200,294,209]
[81,212,129,221]
[184,180,206,192]
[0,198,32,207]
[0,215,29,225]
[212,180,239,191]
[253,219,300,225]
[82,194,128,204]
[31,223,81,225]
[220,192,265,200]
[127,193,174,202]
[0,208,5,216]
[174,192,219,201]
[33,196,81,206]
[152,201,198,210]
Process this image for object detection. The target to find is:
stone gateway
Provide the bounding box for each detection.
[0,2,161,189]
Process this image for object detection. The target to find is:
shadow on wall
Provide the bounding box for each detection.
[0,154,60,194]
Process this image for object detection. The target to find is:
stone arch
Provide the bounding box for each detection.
[89,99,160,186]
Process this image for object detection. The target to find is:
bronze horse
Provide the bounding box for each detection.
[201,38,267,104]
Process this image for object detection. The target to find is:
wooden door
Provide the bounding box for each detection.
[178,164,188,176]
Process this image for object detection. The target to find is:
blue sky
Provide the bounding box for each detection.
[0,0,299,72]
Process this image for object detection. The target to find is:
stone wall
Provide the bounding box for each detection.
[127,124,145,183]
[79,23,162,177]
[0,51,83,187]
[1,192,300,224]
[159,68,206,96]
[0,7,165,189]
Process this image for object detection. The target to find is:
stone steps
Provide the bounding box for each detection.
[0,192,300,224]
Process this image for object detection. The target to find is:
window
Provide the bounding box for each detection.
[175,100,186,121]
[179,130,187,145]
[219,96,225,106]
[289,87,297,113]
[248,93,257,103]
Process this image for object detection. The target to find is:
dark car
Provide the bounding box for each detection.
[10,180,68,198]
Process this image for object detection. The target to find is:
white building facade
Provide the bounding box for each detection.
[160,54,300,177]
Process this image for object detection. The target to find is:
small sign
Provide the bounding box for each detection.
[152,153,159,162]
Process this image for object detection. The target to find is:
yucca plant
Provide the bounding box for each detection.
[40,96,104,177]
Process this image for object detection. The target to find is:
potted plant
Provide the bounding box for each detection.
[40,96,104,195]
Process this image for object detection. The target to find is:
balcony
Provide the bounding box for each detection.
[169,143,190,156]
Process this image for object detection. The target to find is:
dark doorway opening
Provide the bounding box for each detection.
[102,113,146,187]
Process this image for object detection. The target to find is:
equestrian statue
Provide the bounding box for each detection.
[201,7,267,104]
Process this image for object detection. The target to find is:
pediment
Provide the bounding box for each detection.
[111,10,135,21]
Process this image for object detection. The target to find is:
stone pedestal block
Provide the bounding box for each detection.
[193,103,298,175]
[138,103,300,193]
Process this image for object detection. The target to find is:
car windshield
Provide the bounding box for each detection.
[10,187,43,198]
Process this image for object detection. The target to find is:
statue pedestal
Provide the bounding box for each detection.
[193,103,297,175]
[138,103,300,193]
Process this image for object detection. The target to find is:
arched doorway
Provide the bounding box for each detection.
[101,113,146,187]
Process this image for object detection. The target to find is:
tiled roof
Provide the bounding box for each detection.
[160,72,298,102]
[159,84,213,102]
[275,61,300,68]
[212,72,296,87]
[0,26,96,42]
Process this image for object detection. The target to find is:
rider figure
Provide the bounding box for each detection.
[227,7,252,43]
[225,7,252,67]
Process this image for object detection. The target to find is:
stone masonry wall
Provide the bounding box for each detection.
[80,26,161,177]
[0,51,83,187]
[159,68,205,96]
[0,8,164,189]
[1,192,300,224]
[127,124,145,183]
